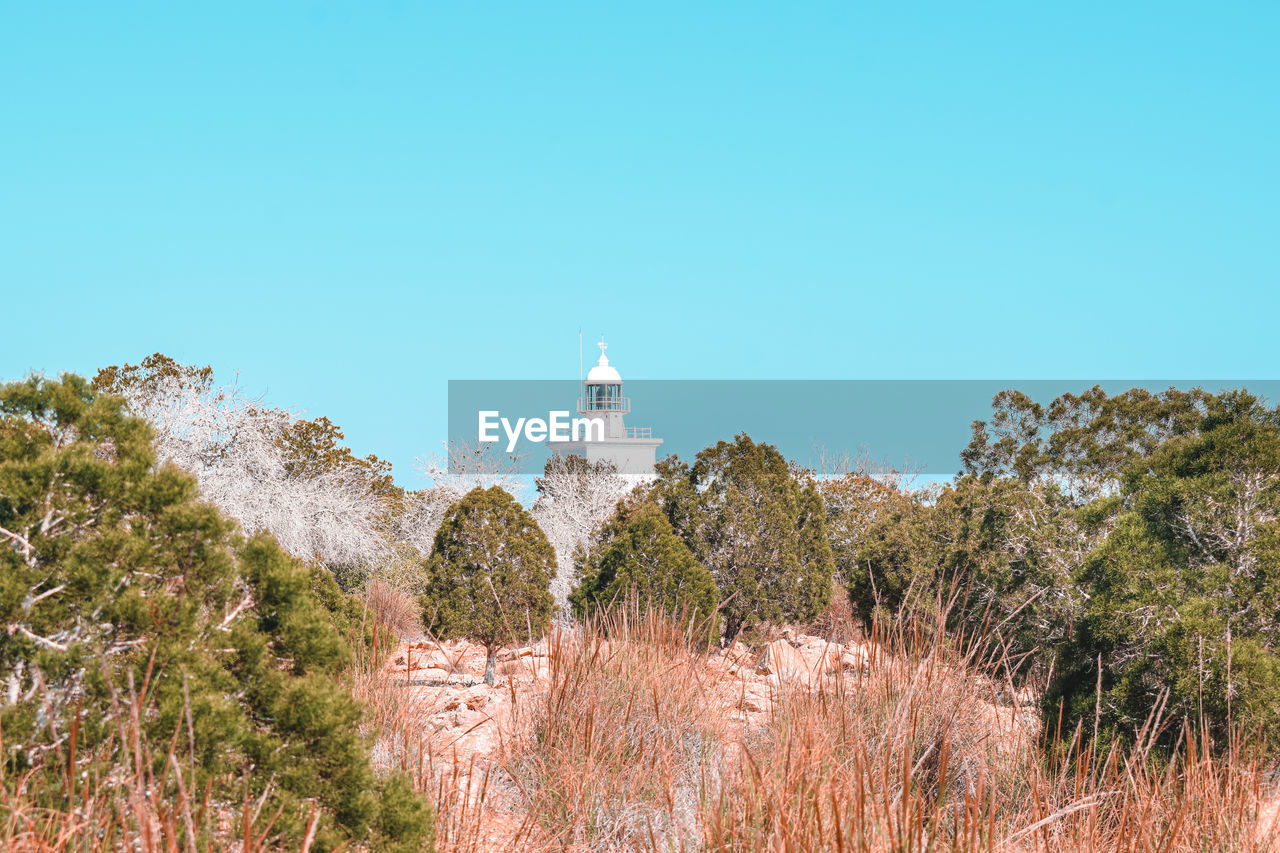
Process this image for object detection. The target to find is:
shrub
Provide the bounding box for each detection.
[0,374,432,850]
[420,486,556,683]
[1047,392,1280,752]
[569,498,719,631]
[651,434,834,639]
[839,475,1084,681]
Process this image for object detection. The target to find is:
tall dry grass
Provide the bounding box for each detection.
[701,613,1280,852]
[353,577,540,853]
[0,667,312,852]
[489,605,1280,853]
[11,570,1272,853]
[505,605,726,851]
[353,650,529,853]
[702,622,1026,851]
[366,576,425,641]
[806,577,863,646]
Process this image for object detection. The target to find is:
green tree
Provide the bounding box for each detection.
[961,385,1216,504]
[653,435,834,640]
[820,473,916,620]
[1046,391,1280,751]
[94,353,417,593]
[421,487,556,684]
[569,498,719,629]
[834,483,927,626]
[0,374,432,850]
[841,475,1084,678]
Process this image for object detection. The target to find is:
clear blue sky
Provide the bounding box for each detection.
[3,3,1278,486]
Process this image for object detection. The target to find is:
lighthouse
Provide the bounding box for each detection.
[550,338,663,477]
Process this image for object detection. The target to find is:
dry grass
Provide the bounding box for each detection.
[807,577,863,645]
[505,607,726,851]
[701,614,1280,852]
[366,576,424,640]
[702,630,1028,851]
[354,662,509,853]
[0,669,306,852]
[15,594,1275,853]
[353,584,538,853]
[490,606,1280,853]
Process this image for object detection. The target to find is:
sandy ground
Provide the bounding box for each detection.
[370,633,1280,851]
[370,630,1046,850]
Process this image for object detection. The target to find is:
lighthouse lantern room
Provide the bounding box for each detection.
[551,338,663,476]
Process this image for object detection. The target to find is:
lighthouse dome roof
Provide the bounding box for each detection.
[585,339,622,383]
[586,361,619,379]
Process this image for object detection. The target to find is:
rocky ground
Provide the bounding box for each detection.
[370,632,1280,851]
[373,631,1040,851]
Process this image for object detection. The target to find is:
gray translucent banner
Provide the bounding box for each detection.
[447,380,1280,476]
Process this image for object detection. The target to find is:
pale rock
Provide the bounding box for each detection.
[715,640,755,676]
[840,646,871,673]
[451,709,487,730]
[795,639,844,675]
[755,639,809,680]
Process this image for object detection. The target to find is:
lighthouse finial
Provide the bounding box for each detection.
[597,336,608,364]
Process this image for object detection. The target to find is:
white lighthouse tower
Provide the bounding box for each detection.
[550,338,663,476]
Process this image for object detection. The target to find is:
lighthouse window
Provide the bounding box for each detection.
[586,384,623,410]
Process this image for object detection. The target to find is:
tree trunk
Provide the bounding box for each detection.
[484,648,496,686]
[723,612,743,646]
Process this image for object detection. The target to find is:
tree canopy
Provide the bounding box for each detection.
[421,486,556,682]
[0,374,432,850]
[93,353,397,580]
[532,454,633,609]
[835,474,1085,679]
[865,384,1280,752]
[1046,391,1280,749]
[569,497,719,629]
[651,434,834,639]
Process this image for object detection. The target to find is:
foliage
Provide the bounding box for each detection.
[420,486,555,680]
[820,473,913,574]
[93,353,396,580]
[959,384,1280,750]
[819,472,917,619]
[1047,391,1280,751]
[568,497,719,629]
[532,454,634,610]
[961,384,1218,504]
[278,413,396,495]
[836,475,1086,679]
[394,439,532,583]
[651,434,834,639]
[0,374,432,850]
